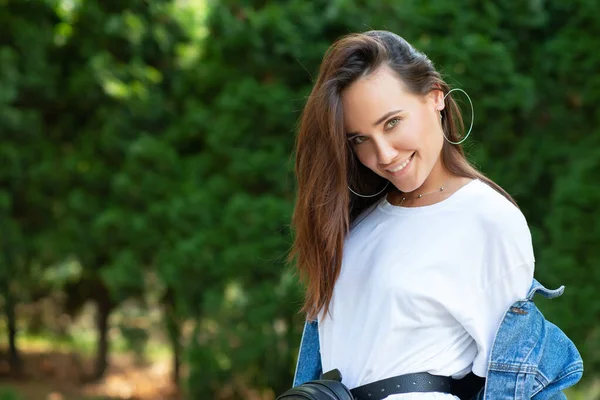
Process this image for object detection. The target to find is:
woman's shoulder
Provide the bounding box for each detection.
[459,180,535,285]
[463,179,529,231]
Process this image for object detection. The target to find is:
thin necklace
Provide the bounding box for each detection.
[399,184,446,206]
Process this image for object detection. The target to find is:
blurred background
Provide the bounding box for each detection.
[1,0,599,399]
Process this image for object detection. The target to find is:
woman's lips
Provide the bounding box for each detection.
[386,153,414,175]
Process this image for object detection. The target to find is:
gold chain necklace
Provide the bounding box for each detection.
[399,184,446,206]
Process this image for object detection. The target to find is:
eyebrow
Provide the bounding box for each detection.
[346,109,403,136]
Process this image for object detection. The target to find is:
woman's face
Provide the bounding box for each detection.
[342,65,445,194]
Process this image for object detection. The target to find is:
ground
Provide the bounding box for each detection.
[0,349,177,400]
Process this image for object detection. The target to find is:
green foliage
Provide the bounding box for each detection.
[193,0,600,395]
[0,387,22,400]
[1,0,599,397]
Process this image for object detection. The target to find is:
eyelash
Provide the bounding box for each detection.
[348,117,402,145]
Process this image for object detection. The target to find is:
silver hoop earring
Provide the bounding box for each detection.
[442,88,474,145]
[348,181,390,198]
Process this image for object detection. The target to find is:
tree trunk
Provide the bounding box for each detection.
[168,313,181,384]
[92,298,112,380]
[4,290,22,374]
[163,289,181,385]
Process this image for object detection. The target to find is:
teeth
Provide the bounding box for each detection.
[388,156,412,172]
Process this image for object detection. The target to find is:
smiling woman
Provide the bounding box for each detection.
[342,65,447,197]
[282,30,583,400]
[291,29,516,321]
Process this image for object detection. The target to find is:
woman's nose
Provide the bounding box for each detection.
[375,139,398,166]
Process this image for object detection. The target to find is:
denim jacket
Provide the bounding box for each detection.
[293,280,583,399]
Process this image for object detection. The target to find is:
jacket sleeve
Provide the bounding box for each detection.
[482,281,583,399]
[530,318,583,399]
[292,319,322,386]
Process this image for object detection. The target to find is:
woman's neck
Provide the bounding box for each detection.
[387,162,470,207]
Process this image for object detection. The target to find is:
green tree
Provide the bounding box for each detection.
[0,0,63,374]
[1,0,598,397]
[192,0,599,395]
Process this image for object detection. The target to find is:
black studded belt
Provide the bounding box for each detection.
[350,372,452,400]
[277,369,484,400]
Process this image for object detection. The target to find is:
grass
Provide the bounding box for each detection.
[0,326,170,363]
[0,330,95,357]
[0,383,115,400]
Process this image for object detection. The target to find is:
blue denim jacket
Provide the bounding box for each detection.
[293,280,583,399]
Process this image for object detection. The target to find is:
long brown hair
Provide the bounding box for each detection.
[289,31,516,320]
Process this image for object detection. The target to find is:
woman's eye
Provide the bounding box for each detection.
[385,117,401,130]
[349,135,367,145]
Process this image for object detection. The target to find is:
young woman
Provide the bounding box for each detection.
[287,31,582,399]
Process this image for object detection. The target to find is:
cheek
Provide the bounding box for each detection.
[415,117,443,157]
[354,146,376,168]
[388,125,419,153]
[427,123,445,154]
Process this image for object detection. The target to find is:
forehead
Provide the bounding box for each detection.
[341,66,416,131]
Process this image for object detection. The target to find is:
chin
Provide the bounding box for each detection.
[394,178,425,194]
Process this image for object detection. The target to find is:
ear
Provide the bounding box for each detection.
[428,85,445,111]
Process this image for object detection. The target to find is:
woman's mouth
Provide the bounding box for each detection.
[386,153,414,174]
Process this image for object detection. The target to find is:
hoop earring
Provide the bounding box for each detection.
[442,88,474,145]
[348,181,390,198]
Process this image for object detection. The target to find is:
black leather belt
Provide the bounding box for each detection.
[350,372,452,400]
[320,369,485,400]
[277,369,484,399]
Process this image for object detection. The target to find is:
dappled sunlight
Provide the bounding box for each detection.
[1,349,177,400]
[82,356,175,400]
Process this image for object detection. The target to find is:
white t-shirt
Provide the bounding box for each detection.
[318,179,535,399]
